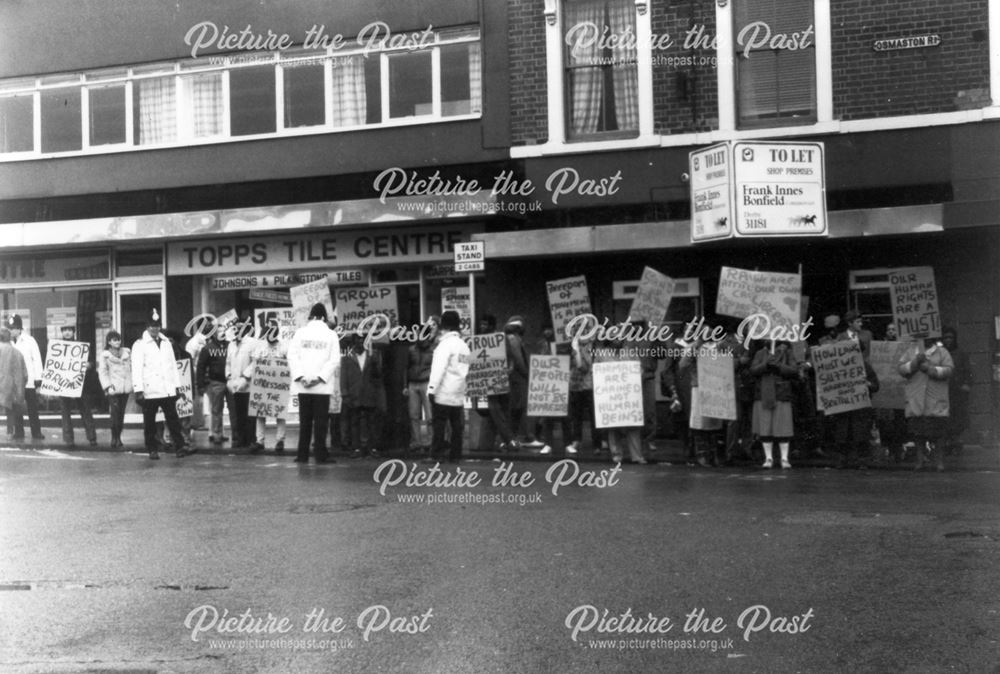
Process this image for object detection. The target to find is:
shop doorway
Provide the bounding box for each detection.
[116,284,163,346]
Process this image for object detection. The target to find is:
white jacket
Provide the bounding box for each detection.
[288,319,340,397]
[185,333,206,361]
[427,331,470,407]
[13,333,42,388]
[226,336,260,393]
[131,330,180,398]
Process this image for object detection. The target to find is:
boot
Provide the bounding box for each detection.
[913,441,927,471]
[929,441,944,472]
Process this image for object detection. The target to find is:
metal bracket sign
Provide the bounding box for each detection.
[454,241,485,272]
[691,141,828,241]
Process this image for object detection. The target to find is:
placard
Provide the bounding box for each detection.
[290,278,334,328]
[628,266,676,325]
[216,308,239,329]
[527,354,570,417]
[249,356,291,419]
[592,360,644,428]
[868,341,910,410]
[888,267,940,339]
[464,333,509,398]
[696,349,737,420]
[253,307,298,342]
[441,287,471,335]
[335,286,398,332]
[812,341,871,415]
[175,359,194,418]
[546,276,591,343]
[716,266,801,331]
[39,339,89,398]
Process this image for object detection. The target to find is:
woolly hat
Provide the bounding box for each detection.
[503,315,525,333]
[843,310,861,324]
[823,314,840,329]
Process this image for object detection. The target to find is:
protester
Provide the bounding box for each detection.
[567,332,595,455]
[6,315,44,440]
[941,327,971,454]
[0,328,28,435]
[596,332,646,464]
[427,310,470,463]
[97,330,132,449]
[898,336,953,471]
[404,317,436,454]
[185,322,210,431]
[473,314,519,454]
[831,358,880,470]
[161,329,195,449]
[750,340,800,469]
[838,310,873,359]
[55,324,97,448]
[225,317,259,450]
[131,310,190,460]
[535,323,572,457]
[661,334,695,463]
[679,336,725,468]
[342,333,386,459]
[718,323,754,463]
[195,320,230,446]
[289,303,340,464]
[248,318,288,453]
[503,315,532,445]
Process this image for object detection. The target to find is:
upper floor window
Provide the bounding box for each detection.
[734,0,816,128]
[563,0,639,139]
[0,26,481,159]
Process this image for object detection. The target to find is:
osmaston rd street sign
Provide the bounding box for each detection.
[690,141,828,241]
[454,241,485,272]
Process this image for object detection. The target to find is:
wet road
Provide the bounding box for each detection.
[1,447,998,673]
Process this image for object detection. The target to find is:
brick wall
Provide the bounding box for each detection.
[831,0,991,120]
[508,0,550,145]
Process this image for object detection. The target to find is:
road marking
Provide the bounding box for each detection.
[0,448,96,460]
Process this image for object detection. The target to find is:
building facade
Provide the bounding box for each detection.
[0,0,998,442]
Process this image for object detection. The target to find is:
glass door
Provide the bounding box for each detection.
[115,282,163,347]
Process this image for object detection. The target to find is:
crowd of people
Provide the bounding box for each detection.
[0,303,974,471]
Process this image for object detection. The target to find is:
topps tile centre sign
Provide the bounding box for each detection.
[690,141,827,242]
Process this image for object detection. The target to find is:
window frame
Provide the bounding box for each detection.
[0,26,483,161]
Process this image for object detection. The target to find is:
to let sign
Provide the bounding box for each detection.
[454,241,485,272]
[732,141,827,237]
[690,143,733,242]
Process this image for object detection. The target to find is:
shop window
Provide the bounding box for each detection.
[440,43,482,116]
[848,268,894,339]
[179,71,224,138]
[330,54,369,127]
[88,84,127,146]
[283,61,326,128]
[389,51,433,118]
[563,0,639,139]
[734,0,816,128]
[41,87,82,153]
[0,92,34,153]
[230,65,277,136]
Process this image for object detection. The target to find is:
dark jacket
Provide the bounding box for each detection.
[341,349,386,410]
[505,332,529,410]
[196,337,228,388]
[750,346,800,403]
[406,342,434,384]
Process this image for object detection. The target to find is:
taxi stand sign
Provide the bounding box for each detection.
[690,141,828,241]
[454,241,485,272]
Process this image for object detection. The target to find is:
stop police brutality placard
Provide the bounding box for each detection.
[40,339,89,398]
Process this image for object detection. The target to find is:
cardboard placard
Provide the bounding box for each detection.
[716,266,801,330]
[629,266,676,325]
[812,341,871,415]
[546,276,591,343]
[441,287,472,335]
[868,340,910,410]
[696,349,737,420]
[248,355,291,419]
[464,333,509,398]
[290,278,334,328]
[527,354,570,417]
[39,339,89,398]
[592,360,644,428]
[889,267,940,339]
[253,307,298,342]
[335,286,397,332]
[175,359,194,418]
